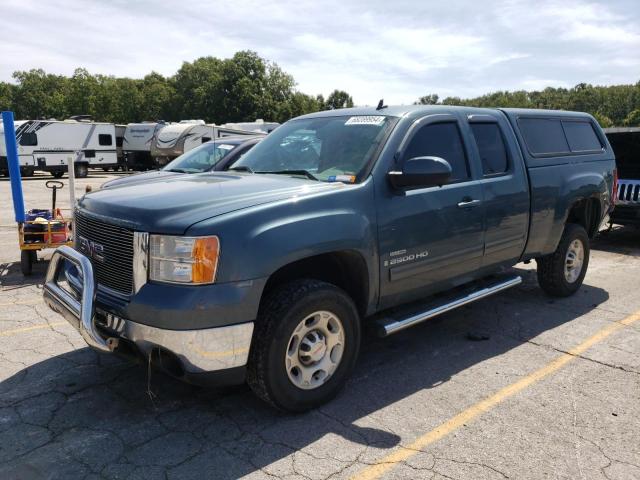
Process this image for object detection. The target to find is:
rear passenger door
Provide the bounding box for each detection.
[378,114,485,308]
[466,114,529,269]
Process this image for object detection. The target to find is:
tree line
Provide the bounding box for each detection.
[415,81,640,127]
[1,48,638,127]
[0,51,354,124]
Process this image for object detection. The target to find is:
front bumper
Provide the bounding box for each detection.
[43,246,254,380]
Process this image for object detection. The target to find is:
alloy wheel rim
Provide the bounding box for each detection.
[285,310,345,390]
[564,239,585,283]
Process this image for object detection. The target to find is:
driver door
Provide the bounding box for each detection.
[378,114,485,309]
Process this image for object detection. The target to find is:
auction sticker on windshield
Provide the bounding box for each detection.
[345,116,385,126]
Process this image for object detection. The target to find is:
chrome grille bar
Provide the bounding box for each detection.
[617,179,640,205]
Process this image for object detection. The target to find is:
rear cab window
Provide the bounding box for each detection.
[469,122,509,176]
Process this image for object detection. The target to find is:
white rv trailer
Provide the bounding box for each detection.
[221,119,280,133]
[0,120,34,176]
[122,122,166,170]
[113,124,126,170]
[150,122,259,166]
[1,119,118,178]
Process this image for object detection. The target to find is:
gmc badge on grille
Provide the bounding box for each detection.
[77,235,105,263]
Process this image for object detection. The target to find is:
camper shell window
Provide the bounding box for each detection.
[20,132,38,146]
[99,134,113,146]
[562,121,602,152]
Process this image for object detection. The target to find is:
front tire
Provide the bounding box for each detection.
[536,223,590,297]
[247,279,361,412]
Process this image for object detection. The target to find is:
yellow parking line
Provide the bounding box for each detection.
[0,322,67,337]
[0,299,42,307]
[352,311,640,480]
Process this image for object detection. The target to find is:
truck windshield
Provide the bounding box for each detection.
[233,115,396,183]
[163,142,237,173]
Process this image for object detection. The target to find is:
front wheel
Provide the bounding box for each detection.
[247,279,361,412]
[536,223,590,297]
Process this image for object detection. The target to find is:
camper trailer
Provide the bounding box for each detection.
[150,121,258,166]
[122,121,165,170]
[221,119,280,133]
[1,119,118,178]
[0,120,35,176]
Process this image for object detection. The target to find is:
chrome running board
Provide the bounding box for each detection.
[377,275,522,337]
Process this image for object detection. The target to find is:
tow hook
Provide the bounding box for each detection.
[106,337,119,351]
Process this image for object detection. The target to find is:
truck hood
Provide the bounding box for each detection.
[100,170,183,189]
[78,172,346,234]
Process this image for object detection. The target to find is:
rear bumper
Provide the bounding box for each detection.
[43,246,254,381]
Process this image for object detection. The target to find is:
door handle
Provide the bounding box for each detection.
[457,199,481,208]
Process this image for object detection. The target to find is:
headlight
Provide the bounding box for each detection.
[149,235,220,284]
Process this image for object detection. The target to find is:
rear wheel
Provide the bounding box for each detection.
[536,223,590,297]
[247,279,361,412]
[75,163,88,178]
[20,250,36,276]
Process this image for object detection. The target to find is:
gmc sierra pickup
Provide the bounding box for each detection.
[43,105,615,412]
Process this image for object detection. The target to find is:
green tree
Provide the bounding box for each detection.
[592,112,614,128]
[415,94,439,105]
[324,90,354,110]
[623,109,640,127]
[0,82,14,111]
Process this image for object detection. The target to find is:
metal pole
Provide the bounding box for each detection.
[67,154,77,222]
[2,111,26,223]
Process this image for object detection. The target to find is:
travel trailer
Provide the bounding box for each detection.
[1,119,118,178]
[150,121,258,166]
[0,120,34,176]
[122,121,166,170]
[221,119,280,133]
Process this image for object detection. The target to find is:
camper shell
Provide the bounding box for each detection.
[150,121,259,166]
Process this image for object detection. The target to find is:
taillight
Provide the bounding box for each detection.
[612,168,618,205]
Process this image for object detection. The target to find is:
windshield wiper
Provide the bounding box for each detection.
[165,168,189,173]
[257,169,319,181]
[228,165,254,173]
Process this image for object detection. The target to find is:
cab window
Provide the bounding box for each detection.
[470,123,509,176]
[403,122,470,182]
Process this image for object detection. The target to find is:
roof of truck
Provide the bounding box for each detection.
[296,105,595,120]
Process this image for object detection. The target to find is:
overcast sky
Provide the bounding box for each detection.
[2,0,639,105]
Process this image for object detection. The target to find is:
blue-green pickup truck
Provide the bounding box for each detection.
[43,105,615,411]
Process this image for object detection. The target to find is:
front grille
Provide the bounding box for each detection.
[74,210,134,295]
[617,180,640,205]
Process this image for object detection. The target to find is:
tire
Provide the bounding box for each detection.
[20,250,36,276]
[51,170,64,179]
[75,163,88,178]
[247,279,361,412]
[536,223,590,297]
[21,167,35,177]
[102,167,110,172]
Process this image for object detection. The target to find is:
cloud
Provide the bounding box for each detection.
[1,0,638,105]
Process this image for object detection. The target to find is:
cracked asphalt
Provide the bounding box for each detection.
[1,172,639,480]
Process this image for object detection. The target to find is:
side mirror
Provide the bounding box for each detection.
[387,156,452,189]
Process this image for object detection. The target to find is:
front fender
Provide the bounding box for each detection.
[186,179,379,295]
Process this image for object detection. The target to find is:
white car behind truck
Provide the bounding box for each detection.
[1,119,118,178]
